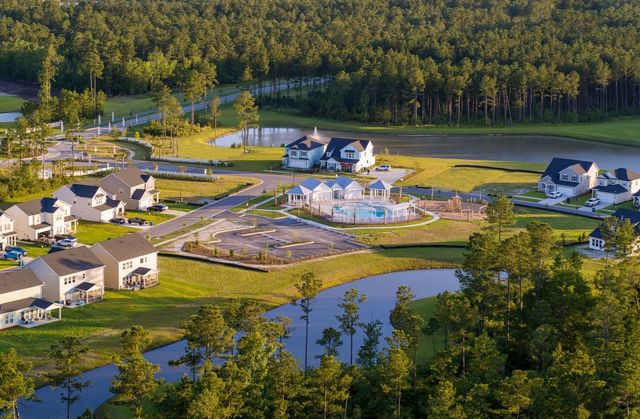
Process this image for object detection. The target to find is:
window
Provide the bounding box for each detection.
[4,313,14,325]
[300,151,307,158]
[290,150,298,158]
[572,175,578,182]
[345,151,355,159]
[562,174,568,181]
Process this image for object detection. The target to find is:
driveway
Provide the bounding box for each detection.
[370,168,410,183]
[537,196,566,206]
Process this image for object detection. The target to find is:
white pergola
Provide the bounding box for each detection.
[368,179,392,201]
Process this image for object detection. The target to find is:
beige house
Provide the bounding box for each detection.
[54,183,125,223]
[593,168,640,205]
[91,233,159,290]
[538,157,599,198]
[5,198,78,241]
[98,167,159,210]
[26,246,105,307]
[0,212,17,251]
[0,269,62,329]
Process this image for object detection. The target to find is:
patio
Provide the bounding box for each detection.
[123,267,159,290]
[64,282,104,307]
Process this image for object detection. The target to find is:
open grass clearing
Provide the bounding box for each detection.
[74,222,138,245]
[125,210,175,226]
[0,95,24,112]
[0,248,456,376]
[155,176,258,204]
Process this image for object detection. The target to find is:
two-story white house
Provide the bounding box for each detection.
[54,183,125,223]
[97,167,159,210]
[0,269,61,329]
[282,133,328,170]
[319,138,376,173]
[5,198,78,241]
[0,212,17,251]
[91,233,159,290]
[537,157,599,198]
[26,246,105,307]
[593,168,640,205]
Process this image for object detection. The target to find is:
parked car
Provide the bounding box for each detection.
[48,245,66,254]
[376,164,391,171]
[3,251,23,260]
[109,217,127,225]
[54,239,75,249]
[128,217,150,226]
[148,203,169,212]
[547,191,562,198]
[36,237,56,247]
[585,197,601,207]
[5,246,27,256]
[54,234,77,244]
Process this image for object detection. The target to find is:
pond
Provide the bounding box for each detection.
[212,127,640,170]
[21,269,459,419]
[0,111,20,122]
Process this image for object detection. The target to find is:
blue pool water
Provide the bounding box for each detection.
[333,202,386,220]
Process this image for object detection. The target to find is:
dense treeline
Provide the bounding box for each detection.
[3,197,640,418]
[2,1,640,126]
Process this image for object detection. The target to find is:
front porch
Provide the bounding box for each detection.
[123,267,159,290]
[64,216,79,233]
[64,282,104,307]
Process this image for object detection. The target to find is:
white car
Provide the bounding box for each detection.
[376,164,391,172]
[547,191,562,198]
[585,197,600,207]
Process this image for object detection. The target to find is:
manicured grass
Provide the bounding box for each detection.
[412,296,445,364]
[0,248,456,375]
[165,202,201,212]
[519,190,547,199]
[230,192,277,212]
[0,95,24,112]
[514,207,599,243]
[155,176,257,204]
[246,209,287,219]
[259,109,640,148]
[354,219,478,247]
[74,222,138,245]
[602,200,636,212]
[125,210,175,226]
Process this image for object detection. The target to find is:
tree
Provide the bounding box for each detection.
[316,327,343,358]
[234,90,259,153]
[267,351,303,419]
[389,286,423,384]
[306,355,352,419]
[0,348,34,419]
[495,370,541,418]
[601,216,636,259]
[357,319,383,368]
[45,337,91,419]
[377,331,411,418]
[184,70,206,127]
[336,288,367,364]
[426,380,465,418]
[485,194,515,241]
[175,305,235,378]
[110,326,160,419]
[291,271,322,370]
[210,96,222,134]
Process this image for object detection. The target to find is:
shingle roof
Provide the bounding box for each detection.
[320,138,371,161]
[36,246,104,276]
[287,185,310,195]
[0,297,58,315]
[93,233,157,262]
[69,184,101,198]
[0,269,42,295]
[131,189,147,200]
[73,282,102,292]
[540,157,597,184]
[14,198,63,216]
[109,168,151,188]
[300,178,331,192]
[368,179,392,190]
[595,184,629,194]
[613,168,640,181]
[286,135,327,151]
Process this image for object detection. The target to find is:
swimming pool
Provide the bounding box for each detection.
[332,202,387,221]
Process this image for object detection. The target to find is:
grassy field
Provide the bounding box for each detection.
[74,222,138,245]
[155,176,258,203]
[0,95,24,113]
[258,109,640,148]
[412,296,444,364]
[0,248,457,376]
[125,210,175,226]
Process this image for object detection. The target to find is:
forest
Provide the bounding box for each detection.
[1,0,640,126]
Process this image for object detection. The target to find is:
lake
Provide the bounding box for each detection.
[21,269,459,418]
[212,127,640,170]
[0,111,20,123]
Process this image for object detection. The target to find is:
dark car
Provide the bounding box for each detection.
[54,234,78,244]
[5,246,27,256]
[3,251,23,260]
[148,203,169,212]
[128,217,150,226]
[109,217,127,225]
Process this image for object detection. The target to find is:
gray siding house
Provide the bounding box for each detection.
[538,158,599,198]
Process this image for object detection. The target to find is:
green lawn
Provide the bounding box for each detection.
[166,202,201,212]
[0,248,457,375]
[246,209,287,219]
[75,222,138,245]
[155,176,257,204]
[514,207,599,243]
[0,95,24,113]
[125,210,175,226]
[519,190,547,200]
[412,296,445,364]
[230,192,277,212]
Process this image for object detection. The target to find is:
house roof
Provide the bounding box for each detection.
[595,184,629,194]
[14,197,64,216]
[0,297,57,315]
[0,269,42,295]
[368,179,392,190]
[287,185,310,195]
[36,246,105,276]
[129,267,153,276]
[320,138,372,161]
[613,168,640,181]
[95,198,124,211]
[69,184,102,198]
[540,157,597,184]
[286,135,327,151]
[131,189,148,200]
[300,178,331,192]
[73,282,102,292]
[93,233,157,262]
[107,168,151,188]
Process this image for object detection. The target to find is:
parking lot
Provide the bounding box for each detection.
[161,211,365,263]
